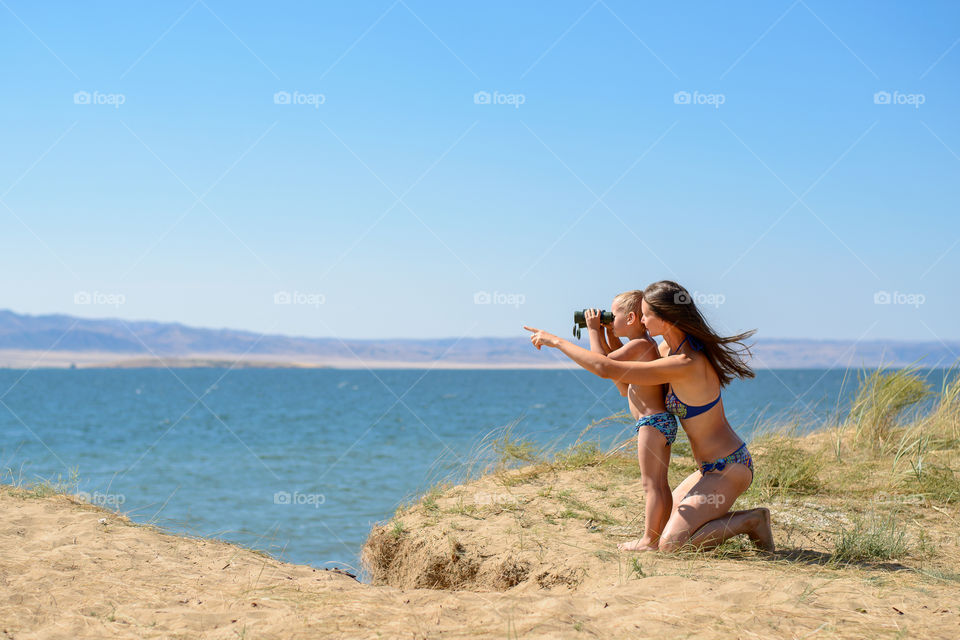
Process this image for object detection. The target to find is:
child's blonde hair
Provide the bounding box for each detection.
[612,290,644,318]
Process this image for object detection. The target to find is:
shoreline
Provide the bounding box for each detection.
[0,349,575,369]
[0,350,956,371]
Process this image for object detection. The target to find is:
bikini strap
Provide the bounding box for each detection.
[670,335,689,356]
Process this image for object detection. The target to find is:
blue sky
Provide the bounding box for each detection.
[1,1,957,342]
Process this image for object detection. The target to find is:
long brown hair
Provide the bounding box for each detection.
[642,280,756,387]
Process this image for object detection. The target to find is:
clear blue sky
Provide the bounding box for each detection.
[1,1,957,343]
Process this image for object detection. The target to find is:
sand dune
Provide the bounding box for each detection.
[3,431,959,639]
[360,430,960,638]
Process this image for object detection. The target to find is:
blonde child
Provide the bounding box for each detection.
[584,290,678,551]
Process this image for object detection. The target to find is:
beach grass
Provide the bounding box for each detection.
[831,510,910,563]
[847,363,933,452]
[743,430,824,501]
[1,465,80,499]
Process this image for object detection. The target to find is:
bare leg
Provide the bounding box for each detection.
[684,507,775,552]
[618,427,672,552]
[668,468,704,517]
[658,464,763,553]
[620,468,703,553]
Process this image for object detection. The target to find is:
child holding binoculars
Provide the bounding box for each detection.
[583,290,679,552]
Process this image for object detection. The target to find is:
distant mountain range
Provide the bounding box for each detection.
[0,309,957,369]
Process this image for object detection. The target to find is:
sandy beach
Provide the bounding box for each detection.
[4,413,959,639]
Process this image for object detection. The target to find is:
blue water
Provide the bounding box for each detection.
[0,367,952,573]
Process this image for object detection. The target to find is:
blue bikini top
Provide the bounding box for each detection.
[664,334,721,419]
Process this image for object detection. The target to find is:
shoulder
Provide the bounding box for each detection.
[609,337,658,362]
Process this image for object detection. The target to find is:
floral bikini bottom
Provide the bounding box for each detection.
[635,411,679,446]
[699,441,754,483]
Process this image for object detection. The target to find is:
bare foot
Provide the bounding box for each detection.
[744,508,775,552]
[617,538,659,552]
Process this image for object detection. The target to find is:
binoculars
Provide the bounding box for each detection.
[572,309,615,339]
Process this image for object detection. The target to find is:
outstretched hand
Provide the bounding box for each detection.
[523,326,560,350]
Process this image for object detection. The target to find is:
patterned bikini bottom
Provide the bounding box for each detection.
[699,441,754,482]
[634,411,679,446]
